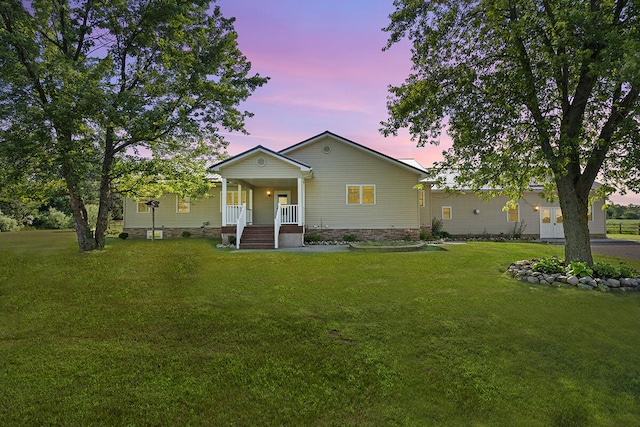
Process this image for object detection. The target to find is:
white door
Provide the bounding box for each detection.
[274,191,290,215]
[540,207,564,238]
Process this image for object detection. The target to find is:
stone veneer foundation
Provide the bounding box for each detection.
[305,228,420,242]
[122,227,221,239]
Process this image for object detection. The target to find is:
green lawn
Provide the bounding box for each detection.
[1,233,640,426]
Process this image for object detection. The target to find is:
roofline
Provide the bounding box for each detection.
[280,131,427,177]
[209,145,313,172]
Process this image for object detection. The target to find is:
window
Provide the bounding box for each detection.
[587,204,593,222]
[137,200,150,213]
[177,196,190,213]
[346,185,375,205]
[221,190,248,212]
[418,191,425,207]
[507,204,519,222]
[442,206,452,220]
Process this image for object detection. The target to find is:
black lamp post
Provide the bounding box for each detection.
[145,200,160,241]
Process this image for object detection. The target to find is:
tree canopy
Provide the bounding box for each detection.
[0,0,267,250]
[382,0,640,263]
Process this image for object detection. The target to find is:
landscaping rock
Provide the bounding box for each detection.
[508,260,638,293]
[567,276,580,286]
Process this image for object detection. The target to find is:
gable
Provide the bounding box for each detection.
[281,131,426,178]
[210,146,312,180]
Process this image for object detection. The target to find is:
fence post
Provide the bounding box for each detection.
[637,223,640,235]
[619,223,622,234]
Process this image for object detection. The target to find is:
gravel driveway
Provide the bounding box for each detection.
[591,239,640,261]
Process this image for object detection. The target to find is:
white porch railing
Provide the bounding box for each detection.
[236,204,246,249]
[279,204,299,224]
[226,205,252,225]
[274,204,282,249]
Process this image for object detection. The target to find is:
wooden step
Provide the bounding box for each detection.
[239,226,275,249]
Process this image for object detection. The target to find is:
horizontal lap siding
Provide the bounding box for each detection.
[123,190,221,229]
[285,136,421,229]
[221,153,302,179]
[430,192,606,236]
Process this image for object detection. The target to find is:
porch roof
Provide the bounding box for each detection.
[209,145,313,176]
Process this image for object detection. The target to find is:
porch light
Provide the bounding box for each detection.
[473,209,480,214]
[534,206,540,211]
[267,190,272,197]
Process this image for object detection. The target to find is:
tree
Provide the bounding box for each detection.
[381,0,640,264]
[0,0,267,251]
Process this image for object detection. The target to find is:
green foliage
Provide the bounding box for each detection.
[181,231,191,238]
[419,224,432,240]
[0,1,268,251]
[304,234,323,243]
[592,262,620,279]
[566,262,594,278]
[38,207,73,230]
[618,264,638,279]
[382,0,640,263]
[431,217,444,237]
[0,210,18,232]
[118,232,129,240]
[607,204,640,220]
[533,257,564,274]
[228,235,236,245]
[342,234,356,242]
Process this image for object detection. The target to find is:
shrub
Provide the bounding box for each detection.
[419,224,432,240]
[566,261,593,278]
[228,236,236,245]
[0,210,18,232]
[181,231,191,238]
[343,234,356,242]
[39,207,73,229]
[431,217,444,237]
[305,234,322,243]
[592,262,619,279]
[618,264,637,278]
[118,232,129,240]
[533,257,564,274]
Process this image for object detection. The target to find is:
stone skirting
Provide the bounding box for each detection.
[122,227,221,239]
[305,228,420,242]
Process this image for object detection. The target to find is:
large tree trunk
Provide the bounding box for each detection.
[94,129,116,250]
[68,182,96,252]
[556,174,593,265]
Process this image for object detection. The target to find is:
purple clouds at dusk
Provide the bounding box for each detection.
[217,0,638,204]
[217,0,449,167]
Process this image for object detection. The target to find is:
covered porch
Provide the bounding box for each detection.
[210,146,313,249]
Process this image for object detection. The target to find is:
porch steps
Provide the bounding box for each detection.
[239,226,275,249]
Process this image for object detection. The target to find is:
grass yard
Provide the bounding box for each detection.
[1,233,640,426]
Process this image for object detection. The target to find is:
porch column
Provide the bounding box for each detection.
[238,183,242,206]
[298,177,303,226]
[221,178,227,225]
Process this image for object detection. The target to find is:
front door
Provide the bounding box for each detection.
[540,207,564,238]
[274,191,290,216]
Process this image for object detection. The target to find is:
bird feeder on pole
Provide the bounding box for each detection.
[145,200,160,241]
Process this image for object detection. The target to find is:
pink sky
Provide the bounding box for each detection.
[217,0,639,205]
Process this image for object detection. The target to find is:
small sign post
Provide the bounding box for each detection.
[145,200,160,241]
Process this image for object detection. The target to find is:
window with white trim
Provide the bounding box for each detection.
[137,200,150,213]
[418,191,425,207]
[507,204,520,222]
[221,191,247,212]
[587,204,593,222]
[176,196,190,213]
[346,185,375,205]
[442,206,452,220]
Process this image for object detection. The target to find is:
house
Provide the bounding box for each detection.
[121,131,607,246]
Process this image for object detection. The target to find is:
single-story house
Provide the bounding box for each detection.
[122,131,606,247]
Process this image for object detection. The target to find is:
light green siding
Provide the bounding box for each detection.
[220,152,303,179]
[123,189,222,229]
[284,135,423,229]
